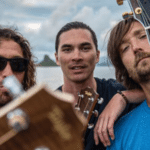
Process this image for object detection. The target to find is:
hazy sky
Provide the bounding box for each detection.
[1,0,131,63]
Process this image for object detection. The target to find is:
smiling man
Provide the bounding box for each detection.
[107,16,150,149]
[54,21,146,150]
[55,26,100,97]
[0,27,35,106]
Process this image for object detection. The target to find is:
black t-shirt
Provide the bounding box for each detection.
[56,77,139,150]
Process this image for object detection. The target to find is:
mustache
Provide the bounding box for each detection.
[134,52,150,67]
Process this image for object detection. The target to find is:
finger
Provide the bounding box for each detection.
[96,117,109,147]
[100,117,110,147]
[107,118,115,140]
[94,117,104,145]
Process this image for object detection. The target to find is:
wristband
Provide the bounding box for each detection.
[117,90,128,104]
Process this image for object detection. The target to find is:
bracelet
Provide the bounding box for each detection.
[117,90,128,104]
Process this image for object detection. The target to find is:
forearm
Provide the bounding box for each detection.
[122,89,145,103]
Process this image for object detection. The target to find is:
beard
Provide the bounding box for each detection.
[0,91,12,107]
[133,52,150,83]
[136,60,150,83]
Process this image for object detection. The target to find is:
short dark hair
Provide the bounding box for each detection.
[55,21,98,52]
[0,27,36,90]
[107,17,141,90]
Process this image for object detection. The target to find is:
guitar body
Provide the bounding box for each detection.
[0,85,85,150]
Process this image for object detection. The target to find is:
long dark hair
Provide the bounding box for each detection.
[0,27,36,90]
[107,17,141,89]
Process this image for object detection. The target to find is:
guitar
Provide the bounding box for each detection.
[75,87,103,131]
[116,0,150,44]
[0,76,86,150]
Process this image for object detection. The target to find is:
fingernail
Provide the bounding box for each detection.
[111,136,115,140]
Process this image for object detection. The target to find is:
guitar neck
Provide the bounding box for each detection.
[127,0,150,44]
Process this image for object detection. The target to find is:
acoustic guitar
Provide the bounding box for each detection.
[0,76,86,150]
[116,0,150,44]
[0,76,103,150]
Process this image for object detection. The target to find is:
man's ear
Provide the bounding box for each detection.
[96,50,100,63]
[55,52,60,66]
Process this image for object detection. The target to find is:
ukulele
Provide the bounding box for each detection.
[75,87,103,131]
[116,0,150,44]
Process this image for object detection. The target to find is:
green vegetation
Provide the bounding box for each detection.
[38,55,58,66]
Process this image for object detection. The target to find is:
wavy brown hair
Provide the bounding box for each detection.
[0,27,36,90]
[107,17,141,90]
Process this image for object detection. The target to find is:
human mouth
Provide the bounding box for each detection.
[0,86,8,93]
[70,65,86,70]
[0,83,8,93]
[135,52,150,67]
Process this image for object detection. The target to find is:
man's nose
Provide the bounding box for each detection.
[2,62,13,78]
[72,49,83,61]
[132,40,143,54]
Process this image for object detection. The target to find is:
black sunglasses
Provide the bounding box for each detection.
[0,56,29,72]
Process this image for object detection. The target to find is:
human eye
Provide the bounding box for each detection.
[82,45,91,51]
[120,44,129,53]
[139,34,147,39]
[122,46,129,52]
[62,47,72,53]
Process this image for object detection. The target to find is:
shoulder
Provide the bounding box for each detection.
[117,101,145,126]
[108,101,147,149]
[95,77,126,91]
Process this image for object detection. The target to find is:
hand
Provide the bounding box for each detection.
[94,93,127,147]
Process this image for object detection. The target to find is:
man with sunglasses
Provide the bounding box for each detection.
[0,27,35,107]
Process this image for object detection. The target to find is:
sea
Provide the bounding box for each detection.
[36,66,116,90]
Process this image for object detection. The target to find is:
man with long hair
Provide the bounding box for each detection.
[55,21,145,150]
[0,27,36,106]
[107,16,150,149]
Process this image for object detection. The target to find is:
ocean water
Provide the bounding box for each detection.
[36,66,116,90]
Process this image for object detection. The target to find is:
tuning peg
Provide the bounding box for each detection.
[135,7,142,14]
[116,0,123,5]
[98,97,104,104]
[122,11,133,19]
[84,110,89,115]
[129,11,133,15]
[88,123,94,129]
[74,106,80,111]
[122,12,129,19]
[78,93,84,99]
[88,97,94,102]
[34,146,50,150]
[7,108,29,132]
[92,110,98,117]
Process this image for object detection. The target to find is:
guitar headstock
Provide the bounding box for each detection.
[0,84,85,150]
[116,0,150,44]
[75,87,103,130]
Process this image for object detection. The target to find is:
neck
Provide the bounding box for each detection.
[62,77,97,104]
[140,80,150,107]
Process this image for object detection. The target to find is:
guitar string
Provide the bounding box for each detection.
[137,0,150,42]
[137,0,147,26]
[137,0,150,27]
[82,95,93,118]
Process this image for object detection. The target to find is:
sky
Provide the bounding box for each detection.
[0,0,131,64]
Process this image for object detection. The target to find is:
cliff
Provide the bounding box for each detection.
[38,55,58,66]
